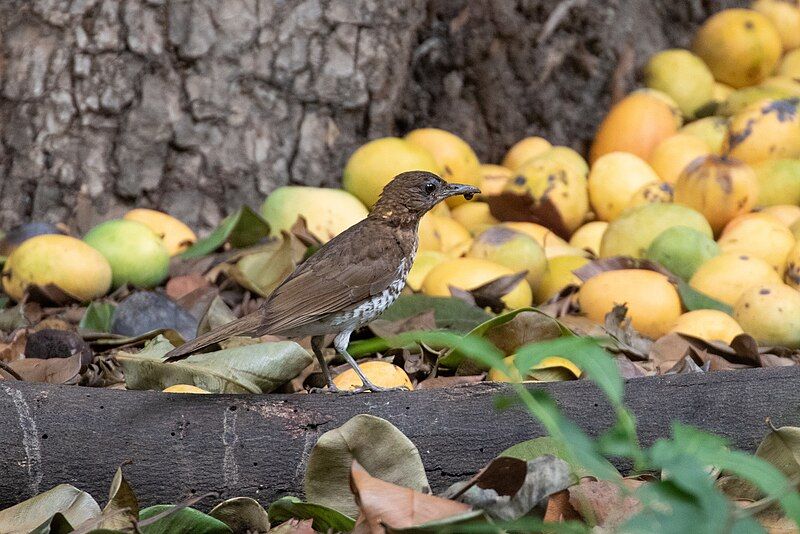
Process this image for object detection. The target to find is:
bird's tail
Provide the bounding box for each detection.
[163,311,266,362]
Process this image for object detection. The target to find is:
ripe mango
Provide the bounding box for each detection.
[578,269,682,339]
[600,203,713,258]
[690,253,782,306]
[467,227,547,289]
[2,235,112,302]
[724,98,800,164]
[588,152,660,221]
[124,208,197,256]
[333,361,414,391]
[673,155,758,235]
[568,221,608,257]
[644,49,715,117]
[753,159,800,207]
[418,213,472,258]
[679,116,729,154]
[260,186,368,243]
[422,257,533,310]
[534,255,590,304]
[718,213,796,273]
[502,137,552,171]
[343,137,440,207]
[692,8,782,88]
[733,283,800,348]
[649,133,712,184]
[669,310,744,344]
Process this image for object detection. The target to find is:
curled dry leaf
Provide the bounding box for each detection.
[208,497,270,534]
[270,518,316,534]
[350,461,471,534]
[166,274,211,301]
[568,479,643,528]
[7,352,83,384]
[544,490,581,522]
[572,256,678,284]
[226,237,297,298]
[603,305,653,361]
[448,271,528,314]
[0,328,27,362]
[485,191,571,240]
[442,455,572,521]
[97,467,138,531]
[304,414,430,518]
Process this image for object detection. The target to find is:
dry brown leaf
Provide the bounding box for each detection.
[7,353,83,384]
[416,374,486,390]
[485,191,571,240]
[350,461,470,534]
[270,518,316,534]
[0,329,28,362]
[615,356,649,378]
[572,256,678,284]
[568,479,643,528]
[544,490,581,522]
[369,310,437,339]
[166,274,211,301]
[449,272,528,314]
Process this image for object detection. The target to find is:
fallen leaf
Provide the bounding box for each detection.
[416,374,486,389]
[208,497,270,534]
[304,414,430,518]
[226,238,296,298]
[137,505,232,534]
[111,292,198,342]
[97,467,138,530]
[573,256,677,284]
[78,302,116,333]
[181,206,270,259]
[442,456,571,521]
[26,283,80,306]
[25,329,93,369]
[0,303,29,332]
[0,484,100,534]
[369,310,437,339]
[375,295,491,333]
[485,191,571,240]
[544,490,581,522]
[289,216,324,248]
[176,286,220,320]
[499,436,619,482]
[267,496,355,533]
[615,356,649,378]
[0,329,27,362]
[269,518,315,534]
[196,296,237,336]
[350,461,471,533]
[449,271,528,314]
[8,353,83,384]
[602,305,652,361]
[117,336,312,393]
[755,423,800,480]
[568,479,643,528]
[166,275,210,301]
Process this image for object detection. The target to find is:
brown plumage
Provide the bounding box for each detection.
[164,171,479,392]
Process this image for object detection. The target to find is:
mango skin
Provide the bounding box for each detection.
[753,159,800,207]
[718,213,796,273]
[124,208,197,256]
[669,310,744,345]
[723,98,800,165]
[588,152,660,221]
[645,225,720,281]
[690,253,782,306]
[422,257,533,310]
[2,234,112,302]
[502,137,552,171]
[468,227,547,289]
[260,186,368,243]
[343,137,440,208]
[734,283,800,348]
[578,269,682,339]
[600,203,713,259]
[534,255,590,304]
[673,155,758,235]
[84,220,170,289]
[644,49,715,117]
[333,361,414,391]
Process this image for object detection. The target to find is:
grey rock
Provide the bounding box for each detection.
[111,291,199,341]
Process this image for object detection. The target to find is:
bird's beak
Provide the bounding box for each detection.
[440,183,480,201]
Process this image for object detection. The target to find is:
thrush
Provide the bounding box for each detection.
[163,171,479,392]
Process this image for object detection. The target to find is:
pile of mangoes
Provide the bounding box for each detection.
[3,1,800,355]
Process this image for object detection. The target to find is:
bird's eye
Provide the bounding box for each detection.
[424,182,436,195]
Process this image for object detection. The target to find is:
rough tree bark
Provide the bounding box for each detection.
[0,0,745,232]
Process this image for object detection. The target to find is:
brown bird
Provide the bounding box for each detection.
[164,171,479,392]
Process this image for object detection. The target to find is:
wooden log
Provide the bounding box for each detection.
[1,366,798,510]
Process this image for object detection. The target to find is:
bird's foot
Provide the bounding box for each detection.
[307,384,340,394]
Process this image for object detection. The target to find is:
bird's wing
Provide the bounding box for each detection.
[256,220,407,335]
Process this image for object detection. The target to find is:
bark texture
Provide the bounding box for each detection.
[0,0,745,232]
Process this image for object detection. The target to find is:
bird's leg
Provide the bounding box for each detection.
[310,335,338,393]
[333,331,407,393]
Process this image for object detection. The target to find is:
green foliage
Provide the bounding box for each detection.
[180,206,270,259]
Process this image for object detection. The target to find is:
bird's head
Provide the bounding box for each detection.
[371,171,480,222]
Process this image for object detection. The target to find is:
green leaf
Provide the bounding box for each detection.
[500,436,618,482]
[379,295,491,333]
[208,497,270,534]
[515,337,623,405]
[138,506,232,534]
[117,335,312,393]
[226,238,295,297]
[267,496,355,533]
[0,484,100,534]
[304,414,429,519]
[79,302,116,333]
[676,279,733,314]
[181,207,270,259]
[97,467,138,531]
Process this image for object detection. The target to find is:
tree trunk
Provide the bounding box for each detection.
[0,0,745,233]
